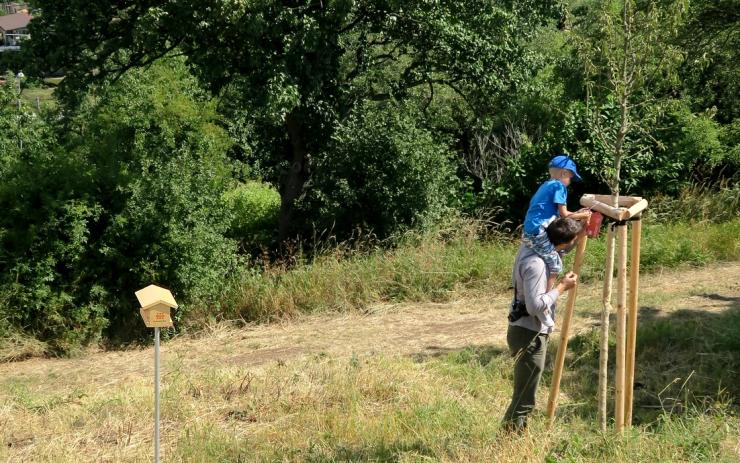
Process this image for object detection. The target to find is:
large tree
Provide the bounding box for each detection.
[28,0,561,240]
[679,0,739,124]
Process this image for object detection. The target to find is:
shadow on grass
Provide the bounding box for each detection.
[304,441,436,463]
[405,293,739,430]
[558,294,740,424]
[411,344,507,366]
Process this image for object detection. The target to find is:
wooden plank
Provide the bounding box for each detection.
[615,224,629,433]
[625,219,642,426]
[547,234,588,426]
[598,225,616,432]
[626,199,649,219]
[590,194,643,208]
[580,195,647,220]
[580,195,630,221]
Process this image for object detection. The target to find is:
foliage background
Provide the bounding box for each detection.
[0,0,736,351]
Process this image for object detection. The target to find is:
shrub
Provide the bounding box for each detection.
[0,58,242,351]
[224,181,280,250]
[304,103,459,239]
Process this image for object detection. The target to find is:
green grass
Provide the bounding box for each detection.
[20,86,56,110]
[217,217,740,324]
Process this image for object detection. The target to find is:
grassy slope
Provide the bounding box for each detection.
[1,190,738,460]
[1,264,738,462]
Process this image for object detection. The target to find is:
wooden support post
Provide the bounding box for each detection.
[598,225,616,432]
[547,234,588,426]
[624,218,642,426]
[615,223,628,433]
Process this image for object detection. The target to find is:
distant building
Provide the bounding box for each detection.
[0,11,31,51]
[2,2,29,15]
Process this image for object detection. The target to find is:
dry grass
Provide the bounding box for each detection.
[1,263,739,462]
[0,330,47,363]
[2,352,737,462]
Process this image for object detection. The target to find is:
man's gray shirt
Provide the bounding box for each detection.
[509,244,560,334]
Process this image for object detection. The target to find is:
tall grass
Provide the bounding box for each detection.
[214,220,517,322]
[217,209,740,323]
[646,184,740,224]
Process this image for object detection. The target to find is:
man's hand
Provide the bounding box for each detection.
[558,272,578,292]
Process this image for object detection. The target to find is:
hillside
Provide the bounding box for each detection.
[2,262,739,462]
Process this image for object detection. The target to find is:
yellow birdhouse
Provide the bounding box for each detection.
[135,285,178,328]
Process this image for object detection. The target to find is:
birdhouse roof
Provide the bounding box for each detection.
[135,285,178,311]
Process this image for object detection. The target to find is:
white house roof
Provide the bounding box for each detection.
[0,12,31,32]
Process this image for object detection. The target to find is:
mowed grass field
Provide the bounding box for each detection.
[2,262,739,462]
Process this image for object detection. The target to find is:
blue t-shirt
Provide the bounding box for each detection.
[524,179,567,235]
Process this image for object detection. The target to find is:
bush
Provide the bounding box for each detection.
[304,103,459,239]
[224,181,280,250]
[0,58,241,351]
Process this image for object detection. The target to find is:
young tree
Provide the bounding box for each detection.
[28,0,561,241]
[570,0,684,431]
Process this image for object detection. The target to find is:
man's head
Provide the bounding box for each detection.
[546,217,584,250]
[548,155,582,186]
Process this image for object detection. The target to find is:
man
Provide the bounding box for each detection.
[502,216,583,431]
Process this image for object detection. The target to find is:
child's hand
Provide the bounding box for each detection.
[572,209,592,221]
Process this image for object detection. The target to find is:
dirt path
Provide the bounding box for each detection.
[3,262,739,393]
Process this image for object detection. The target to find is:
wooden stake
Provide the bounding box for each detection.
[626,199,648,219]
[547,234,588,426]
[624,218,642,426]
[598,225,616,432]
[615,223,628,433]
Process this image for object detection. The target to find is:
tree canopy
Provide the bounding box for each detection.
[0,0,735,350]
[29,0,562,239]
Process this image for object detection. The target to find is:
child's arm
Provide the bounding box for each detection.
[558,204,592,221]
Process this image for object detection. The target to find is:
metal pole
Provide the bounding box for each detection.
[155,327,161,463]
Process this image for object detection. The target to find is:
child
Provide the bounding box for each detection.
[523,155,591,289]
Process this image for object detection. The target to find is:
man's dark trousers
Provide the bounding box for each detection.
[503,324,549,429]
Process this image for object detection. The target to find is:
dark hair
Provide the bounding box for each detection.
[546,217,583,246]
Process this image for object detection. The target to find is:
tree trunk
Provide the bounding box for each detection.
[598,224,616,431]
[278,111,311,243]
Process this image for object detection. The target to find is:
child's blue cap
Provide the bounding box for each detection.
[549,155,582,181]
